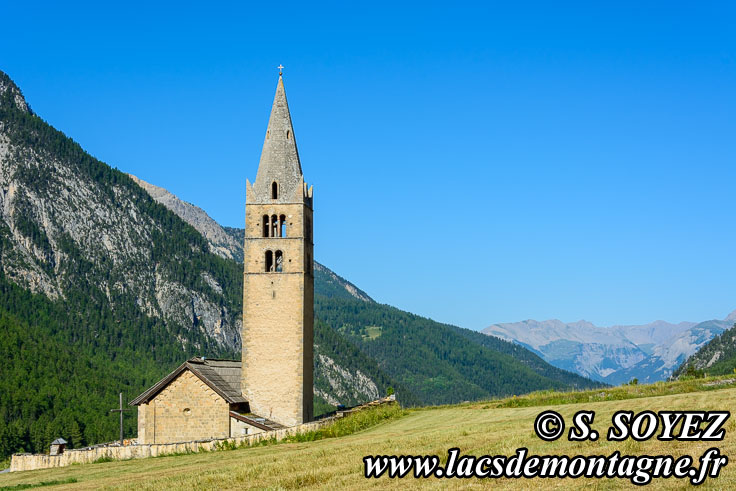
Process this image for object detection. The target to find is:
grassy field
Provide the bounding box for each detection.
[2,376,735,490]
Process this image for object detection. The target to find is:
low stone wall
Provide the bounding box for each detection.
[10,419,327,473]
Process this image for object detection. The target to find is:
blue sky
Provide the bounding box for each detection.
[2,2,735,329]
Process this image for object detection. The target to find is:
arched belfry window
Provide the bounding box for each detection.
[271,214,278,237]
[265,250,273,272]
[271,181,278,199]
[275,250,283,272]
[263,215,286,238]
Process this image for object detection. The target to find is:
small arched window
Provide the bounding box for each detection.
[262,215,269,238]
[280,214,287,237]
[271,181,278,199]
[265,250,273,272]
[275,250,283,272]
[286,130,291,140]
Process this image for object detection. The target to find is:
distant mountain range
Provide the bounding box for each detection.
[483,313,736,384]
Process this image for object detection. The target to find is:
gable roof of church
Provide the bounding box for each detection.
[129,357,245,406]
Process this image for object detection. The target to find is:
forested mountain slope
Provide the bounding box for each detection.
[0,73,243,352]
[315,297,600,404]
[674,315,736,377]
[0,70,245,459]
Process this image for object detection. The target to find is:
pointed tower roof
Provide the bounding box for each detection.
[253,74,304,201]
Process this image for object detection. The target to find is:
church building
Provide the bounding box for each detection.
[131,71,315,443]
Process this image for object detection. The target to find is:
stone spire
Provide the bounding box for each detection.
[253,74,303,202]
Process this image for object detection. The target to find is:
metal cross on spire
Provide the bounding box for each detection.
[278,64,284,75]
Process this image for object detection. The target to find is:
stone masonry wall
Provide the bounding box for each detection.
[242,199,314,427]
[230,417,266,438]
[139,371,230,444]
[137,402,147,444]
[242,270,307,426]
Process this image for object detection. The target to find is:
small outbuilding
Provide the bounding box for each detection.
[49,438,67,456]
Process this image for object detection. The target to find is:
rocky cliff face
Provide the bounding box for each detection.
[0,75,29,113]
[314,353,380,405]
[0,71,241,352]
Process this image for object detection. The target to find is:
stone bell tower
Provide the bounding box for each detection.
[242,71,314,427]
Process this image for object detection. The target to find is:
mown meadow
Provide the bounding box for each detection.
[1,375,735,490]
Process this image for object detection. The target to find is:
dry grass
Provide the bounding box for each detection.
[2,379,735,489]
